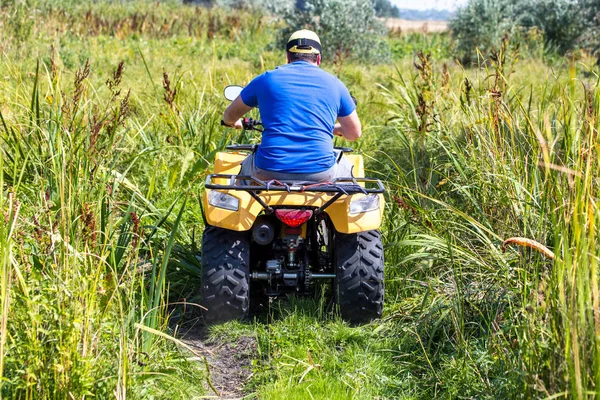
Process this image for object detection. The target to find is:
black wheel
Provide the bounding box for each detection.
[201,226,250,323]
[334,230,384,324]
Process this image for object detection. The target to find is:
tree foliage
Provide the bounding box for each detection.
[518,0,584,54]
[449,0,519,63]
[579,0,600,58]
[182,0,393,64]
[451,0,599,63]
[374,0,400,18]
[279,0,390,63]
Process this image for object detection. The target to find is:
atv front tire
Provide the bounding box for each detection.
[334,230,384,324]
[201,226,250,323]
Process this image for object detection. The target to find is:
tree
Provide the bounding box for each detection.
[280,0,390,64]
[579,0,600,60]
[449,0,520,64]
[374,0,400,18]
[518,0,584,54]
[450,0,592,63]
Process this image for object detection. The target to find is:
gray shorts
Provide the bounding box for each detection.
[239,150,354,183]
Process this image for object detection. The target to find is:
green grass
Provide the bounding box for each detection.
[1,0,599,398]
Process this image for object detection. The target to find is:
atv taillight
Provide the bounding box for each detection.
[274,209,313,228]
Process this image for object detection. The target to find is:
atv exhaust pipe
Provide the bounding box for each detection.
[252,218,275,245]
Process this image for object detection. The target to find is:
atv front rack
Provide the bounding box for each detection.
[205,174,385,214]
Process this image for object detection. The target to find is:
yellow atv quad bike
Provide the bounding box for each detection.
[200,86,385,324]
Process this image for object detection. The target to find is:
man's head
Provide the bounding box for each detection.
[286,29,322,65]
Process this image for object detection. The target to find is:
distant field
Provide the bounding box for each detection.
[384,18,448,32]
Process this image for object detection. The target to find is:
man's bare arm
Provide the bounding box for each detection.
[333,111,362,141]
[223,96,253,129]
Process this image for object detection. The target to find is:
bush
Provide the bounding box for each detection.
[519,0,584,54]
[450,0,589,64]
[279,0,390,64]
[449,0,522,64]
[374,0,399,18]
[579,0,600,60]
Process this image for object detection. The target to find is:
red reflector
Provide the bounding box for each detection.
[275,209,313,228]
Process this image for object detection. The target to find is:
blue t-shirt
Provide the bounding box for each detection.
[240,61,356,173]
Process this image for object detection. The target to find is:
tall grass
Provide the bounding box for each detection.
[0,64,202,398]
[377,41,599,397]
[1,0,599,398]
[0,38,211,400]
[0,1,277,396]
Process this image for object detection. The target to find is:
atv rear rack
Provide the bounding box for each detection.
[205,174,385,214]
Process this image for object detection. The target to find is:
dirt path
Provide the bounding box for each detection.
[182,328,257,399]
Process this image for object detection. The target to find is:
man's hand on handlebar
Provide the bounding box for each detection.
[221,117,263,131]
[221,118,244,129]
[232,119,244,129]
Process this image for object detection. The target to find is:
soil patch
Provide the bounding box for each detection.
[181,328,257,399]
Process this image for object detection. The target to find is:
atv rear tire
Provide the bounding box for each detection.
[334,230,384,324]
[201,226,250,323]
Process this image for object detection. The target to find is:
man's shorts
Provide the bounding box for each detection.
[239,150,354,183]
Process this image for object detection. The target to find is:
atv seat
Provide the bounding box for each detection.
[213,152,364,178]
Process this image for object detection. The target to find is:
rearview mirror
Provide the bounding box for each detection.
[224,85,243,101]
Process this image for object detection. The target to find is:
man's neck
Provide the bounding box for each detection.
[288,60,318,66]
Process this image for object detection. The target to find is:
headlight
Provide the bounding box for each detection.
[349,194,380,215]
[208,190,239,211]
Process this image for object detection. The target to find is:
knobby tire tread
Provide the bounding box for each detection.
[335,230,384,324]
[201,226,250,323]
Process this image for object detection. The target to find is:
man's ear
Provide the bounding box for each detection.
[316,54,321,66]
[286,53,291,64]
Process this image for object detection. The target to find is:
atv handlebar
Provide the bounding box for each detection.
[221,118,263,132]
[241,118,262,131]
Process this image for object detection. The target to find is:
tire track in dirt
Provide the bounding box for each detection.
[182,329,257,399]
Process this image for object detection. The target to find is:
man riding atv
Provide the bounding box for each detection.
[201,29,384,325]
[221,29,362,182]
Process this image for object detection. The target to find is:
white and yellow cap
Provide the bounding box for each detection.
[286,29,322,54]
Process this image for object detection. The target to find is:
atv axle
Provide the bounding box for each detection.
[251,272,336,280]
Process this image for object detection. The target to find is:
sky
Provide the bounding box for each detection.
[391,0,468,10]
